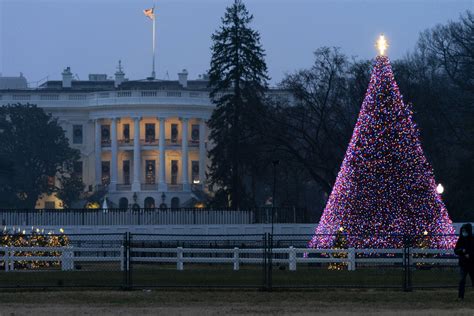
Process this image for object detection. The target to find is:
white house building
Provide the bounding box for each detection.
[0,64,292,209]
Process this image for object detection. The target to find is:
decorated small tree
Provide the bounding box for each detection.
[309,35,456,249]
[0,227,69,269]
[328,227,348,270]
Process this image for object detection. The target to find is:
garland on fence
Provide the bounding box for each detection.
[0,227,69,269]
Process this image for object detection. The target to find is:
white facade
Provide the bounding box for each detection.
[0,72,213,208]
[0,70,292,209]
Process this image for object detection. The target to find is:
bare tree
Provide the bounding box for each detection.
[418,10,473,92]
[261,47,362,194]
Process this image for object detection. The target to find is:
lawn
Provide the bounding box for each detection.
[0,263,460,289]
[0,288,473,315]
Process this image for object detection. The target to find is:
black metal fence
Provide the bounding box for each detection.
[0,232,461,291]
[0,207,310,226]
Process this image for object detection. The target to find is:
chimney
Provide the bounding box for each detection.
[62,67,73,88]
[178,69,188,88]
[114,60,125,88]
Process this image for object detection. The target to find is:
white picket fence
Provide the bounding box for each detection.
[0,246,124,272]
[0,246,458,272]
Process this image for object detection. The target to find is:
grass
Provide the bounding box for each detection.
[0,263,460,289]
[0,288,473,315]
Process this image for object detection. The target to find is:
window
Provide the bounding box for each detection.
[144,197,155,209]
[73,161,83,181]
[171,124,178,143]
[171,197,180,209]
[101,125,110,145]
[171,160,178,185]
[145,160,155,184]
[191,124,199,142]
[119,197,129,210]
[101,161,110,185]
[123,160,130,184]
[44,201,55,209]
[192,161,199,183]
[145,123,155,143]
[73,125,83,144]
[123,124,130,143]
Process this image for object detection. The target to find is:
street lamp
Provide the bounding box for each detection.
[436,183,444,194]
[271,160,280,236]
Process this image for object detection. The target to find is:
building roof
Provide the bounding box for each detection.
[17,78,211,92]
[118,79,209,90]
[0,75,28,89]
[37,80,116,91]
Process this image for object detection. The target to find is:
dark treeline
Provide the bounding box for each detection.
[208,4,473,221]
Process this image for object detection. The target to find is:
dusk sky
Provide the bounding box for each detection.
[0,0,471,86]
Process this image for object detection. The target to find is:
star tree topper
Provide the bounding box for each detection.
[376,34,389,56]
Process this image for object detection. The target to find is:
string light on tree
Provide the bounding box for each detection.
[309,35,455,250]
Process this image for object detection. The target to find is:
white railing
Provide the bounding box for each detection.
[0,246,124,272]
[0,246,457,273]
[0,90,214,108]
[0,90,293,108]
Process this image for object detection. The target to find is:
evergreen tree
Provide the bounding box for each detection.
[309,48,456,249]
[207,0,269,208]
[0,103,82,208]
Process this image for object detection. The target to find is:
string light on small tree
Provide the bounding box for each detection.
[0,227,69,270]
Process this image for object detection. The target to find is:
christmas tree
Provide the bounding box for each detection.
[309,35,456,249]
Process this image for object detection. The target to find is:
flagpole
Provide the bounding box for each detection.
[152,11,156,79]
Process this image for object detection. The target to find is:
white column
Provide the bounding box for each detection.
[181,118,190,191]
[158,117,167,191]
[109,117,118,191]
[132,117,141,192]
[199,119,206,188]
[94,119,102,187]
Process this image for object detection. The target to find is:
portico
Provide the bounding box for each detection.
[94,116,207,194]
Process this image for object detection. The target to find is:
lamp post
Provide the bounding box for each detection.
[271,160,280,236]
[160,192,167,209]
[436,183,444,194]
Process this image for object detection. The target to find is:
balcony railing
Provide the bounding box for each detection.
[165,139,181,146]
[141,183,158,191]
[101,139,111,147]
[116,184,131,191]
[102,139,199,148]
[118,139,133,146]
[114,183,186,191]
[141,139,159,146]
[168,184,183,191]
[0,89,292,109]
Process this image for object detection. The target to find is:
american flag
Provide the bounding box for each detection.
[143,8,155,20]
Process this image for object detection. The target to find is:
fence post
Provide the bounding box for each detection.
[120,245,124,272]
[5,248,9,272]
[177,247,184,270]
[262,233,267,290]
[9,248,14,271]
[348,248,356,271]
[233,247,240,271]
[61,246,74,271]
[403,236,413,292]
[121,232,132,290]
[289,246,296,271]
[267,233,273,291]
